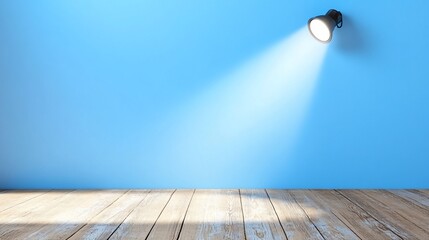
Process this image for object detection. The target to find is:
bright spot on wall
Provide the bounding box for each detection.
[148,27,328,187]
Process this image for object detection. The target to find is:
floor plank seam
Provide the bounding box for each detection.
[238,189,248,240]
[106,190,153,240]
[65,190,130,240]
[407,190,429,201]
[309,190,363,240]
[358,190,429,234]
[1,190,427,240]
[334,190,406,240]
[332,190,405,240]
[144,189,177,240]
[289,191,327,240]
[0,190,52,213]
[265,189,289,240]
[175,189,196,240]
[327,207,362,240]
[414,190,429,199]
[387,190,429,212]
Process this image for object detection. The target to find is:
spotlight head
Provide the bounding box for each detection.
[308,9,343,43]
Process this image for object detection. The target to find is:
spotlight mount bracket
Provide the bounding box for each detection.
[326,9,343,28]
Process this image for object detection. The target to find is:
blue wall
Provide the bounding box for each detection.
[1,1,429,188]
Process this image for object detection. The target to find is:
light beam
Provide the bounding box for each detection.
[148,27,328,187]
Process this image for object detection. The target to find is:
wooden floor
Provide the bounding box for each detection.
[0,190,428,239]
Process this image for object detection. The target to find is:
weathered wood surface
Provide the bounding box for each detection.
[266,190,323,240]
[361,190,429,233]
[241,189,287,240]
[0,189,427,240]
[339,190,429,239]
[148,189,194,240]
[0,190,123,240]
[311,190,400,239]
[388,190,429,209]
[69,190,149,240]
[178,189,245,240]
[0,190,49,212]
[290,190,359,240]
[109,190,175,240]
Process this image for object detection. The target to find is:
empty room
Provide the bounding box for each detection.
[1,1,428,239]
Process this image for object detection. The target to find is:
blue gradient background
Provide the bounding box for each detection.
[1,1,429,188]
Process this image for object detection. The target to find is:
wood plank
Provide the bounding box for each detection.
[0,190,49,212]
[240,189,286,240]
[339,190,429,239]
[388,190,429,209]
[22,190,124,239]
[0,190,74,237]
[311,190,400,239]
[147,189,194,240]
[68,190,149,240]
[0,191,118,239]
[109,189,175,240]
[178,189,245,240]
[361,190,429,231]
[413,190,429,198]
[266,190,323,240]
[290,190,359,240]
[1,189,428,239]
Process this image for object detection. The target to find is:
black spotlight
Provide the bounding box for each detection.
[308,9,343,43]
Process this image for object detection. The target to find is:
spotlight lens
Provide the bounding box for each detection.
[309,18,331,42]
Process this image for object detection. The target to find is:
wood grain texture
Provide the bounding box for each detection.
[0,189,427,240]
[26,190,124,240]
[178,189,245,240]
[240,189,287,240]
[109,189,175,240]
[0,190,123,240]
[388,190,429,209]
[417,189,429,196]
[0,190,74,239]
[290,190,359,240]
[311,190,400,239]
[362,190,429,231]
[147,189,194,240]
[339,190,429,239]
[68,190,149,240]
[0,190,49,213]
[266,190,323,240]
